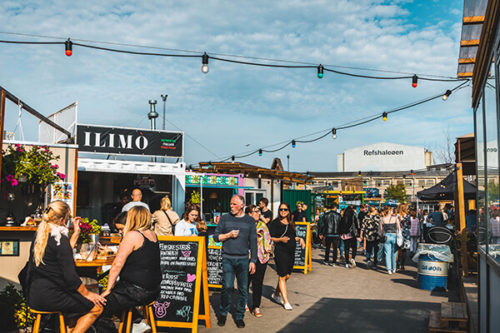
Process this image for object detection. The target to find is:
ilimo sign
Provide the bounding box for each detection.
[76,124,183,157]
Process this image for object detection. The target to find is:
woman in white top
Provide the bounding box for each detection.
[175,206,200,236]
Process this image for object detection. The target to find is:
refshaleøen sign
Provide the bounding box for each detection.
[76,124,183,157]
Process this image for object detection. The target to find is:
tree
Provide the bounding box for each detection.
[434,127,454,164]
[385,183,407,203]
[488,180,499,203]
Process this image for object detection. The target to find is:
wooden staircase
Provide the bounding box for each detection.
[428,302,468,333]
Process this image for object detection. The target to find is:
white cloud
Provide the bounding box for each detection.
[0,0,468,171]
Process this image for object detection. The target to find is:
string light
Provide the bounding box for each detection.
[410,169,414,176]
[292,140,296,148]
[382,112,388,121]
[231,155,235,162]
[258,149,263,156]
[412,74,418,88]
[332,128,337,139]
[202,52,209,73]
[358,171,362,177]
[65,38,72,56]
[442,90,452,101]
[317,65,324,79]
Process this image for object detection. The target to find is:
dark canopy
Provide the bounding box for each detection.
[417,171,477,201]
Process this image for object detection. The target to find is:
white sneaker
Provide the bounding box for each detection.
[132,320,151,333]
[349,258,356,267]
[388,270,392,275]
[284,302,293,310]
[272,293,283,305]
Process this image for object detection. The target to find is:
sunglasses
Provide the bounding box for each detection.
[279,208,289,212]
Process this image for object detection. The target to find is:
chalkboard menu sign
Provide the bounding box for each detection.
[293,222,312,274]
[294,224,307,267]
[207,246,223,288]
[155,236,211,332]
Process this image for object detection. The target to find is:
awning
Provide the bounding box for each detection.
[417,171,477,200]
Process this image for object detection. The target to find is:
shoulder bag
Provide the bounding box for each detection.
[163,210,176,234]
[271,223,288,258]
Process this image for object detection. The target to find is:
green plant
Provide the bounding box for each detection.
[78,217,102,243]
[1,144,65,192]
[385,184,407,203]
[13,299,36,329]
[190,191,201,204]
[0,284,26,330]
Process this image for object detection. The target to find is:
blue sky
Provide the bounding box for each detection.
[0,0,471,172]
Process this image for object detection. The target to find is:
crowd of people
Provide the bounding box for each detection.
[19,187,463,331]
[316,203,457,275]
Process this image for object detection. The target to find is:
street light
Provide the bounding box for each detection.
[148,100,158,162]
[161,94,168,130]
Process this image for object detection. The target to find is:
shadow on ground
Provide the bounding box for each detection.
[276,298,437,333]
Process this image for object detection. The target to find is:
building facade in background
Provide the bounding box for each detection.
[337,142,433,172]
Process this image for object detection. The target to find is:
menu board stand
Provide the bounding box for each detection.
[293,222,312,274]
[207,244,223,289]
[155,236,211,332]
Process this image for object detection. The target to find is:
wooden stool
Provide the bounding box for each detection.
[30,309,66,333]
[119,301,157,333]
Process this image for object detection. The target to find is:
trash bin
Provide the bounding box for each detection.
[413,244,453,291]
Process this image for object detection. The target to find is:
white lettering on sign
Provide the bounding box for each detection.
[136,136,148,150]
[363,149,404,156]
[118,134,133,149]
[418,260,448,277]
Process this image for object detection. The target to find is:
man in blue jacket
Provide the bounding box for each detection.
[214,195,257,328]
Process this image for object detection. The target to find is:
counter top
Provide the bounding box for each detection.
[0,226,37,231]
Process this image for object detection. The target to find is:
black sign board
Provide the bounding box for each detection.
[154,236,210,331]
[293,222,312,274]
[294,224,307,267]
[76,124,183,157]
[207,246,223,288]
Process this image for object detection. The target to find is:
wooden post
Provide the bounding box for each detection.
[0,90,6,181]
[456,163,468,276]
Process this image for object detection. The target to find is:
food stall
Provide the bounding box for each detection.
[76,124,186,225]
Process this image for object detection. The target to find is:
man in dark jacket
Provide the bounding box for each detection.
[320,204,342,266]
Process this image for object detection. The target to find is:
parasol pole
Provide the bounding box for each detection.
[456,163,468,276]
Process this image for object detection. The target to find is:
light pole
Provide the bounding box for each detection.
[161,94,168,130]
[287,155,290,171]
[148,100,158,162]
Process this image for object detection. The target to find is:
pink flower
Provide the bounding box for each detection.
[6,174,14,181]
[15,144,20,148]
[11,179,18,186]
[57,172,66,180]
[16,147,23,152]
[51,164,59,169]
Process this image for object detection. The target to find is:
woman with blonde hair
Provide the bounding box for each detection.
[152,195,180,236]
[25,200,105,333]
[101,206,161,321]
[379,206,401,274]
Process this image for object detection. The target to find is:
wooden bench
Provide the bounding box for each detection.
[428,302,468,333]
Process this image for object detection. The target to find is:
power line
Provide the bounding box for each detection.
[0,32,467,81]
[214,81,470,163]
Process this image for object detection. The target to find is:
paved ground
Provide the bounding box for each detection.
[164,247,451,332]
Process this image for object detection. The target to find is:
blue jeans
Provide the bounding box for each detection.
[220,257,249,320]
[384,233,397,271]
[339,239,344,256]
[365,240,379,265]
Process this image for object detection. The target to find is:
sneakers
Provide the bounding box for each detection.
[235,319,245,328]
[132,320,151,333]
[245,305,249,312]
[345,263,351,268]
[388,270,393,275]
[322,260,329,265]
[349,258,357,267]
[272,293,283,305]
[217,316,227,327]
[252,307,263,317]
[284,302,293,310]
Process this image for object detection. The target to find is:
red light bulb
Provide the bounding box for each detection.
[65,49,72,56]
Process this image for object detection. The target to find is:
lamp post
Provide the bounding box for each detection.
[148,100,158,162]
[161,94,168,130]
[287,155,290,171]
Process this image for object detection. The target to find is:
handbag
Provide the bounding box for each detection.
[163,210,176,234]
[396,229,403,247]
[271,224,288,257]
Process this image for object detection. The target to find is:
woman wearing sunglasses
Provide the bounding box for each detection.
[268,202,305,310]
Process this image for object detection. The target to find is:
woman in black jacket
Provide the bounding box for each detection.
[26,200,105,333]
[339,206,359,268]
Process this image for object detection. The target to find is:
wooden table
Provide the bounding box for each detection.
[75,258,114,292]
[75,258,114,269]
